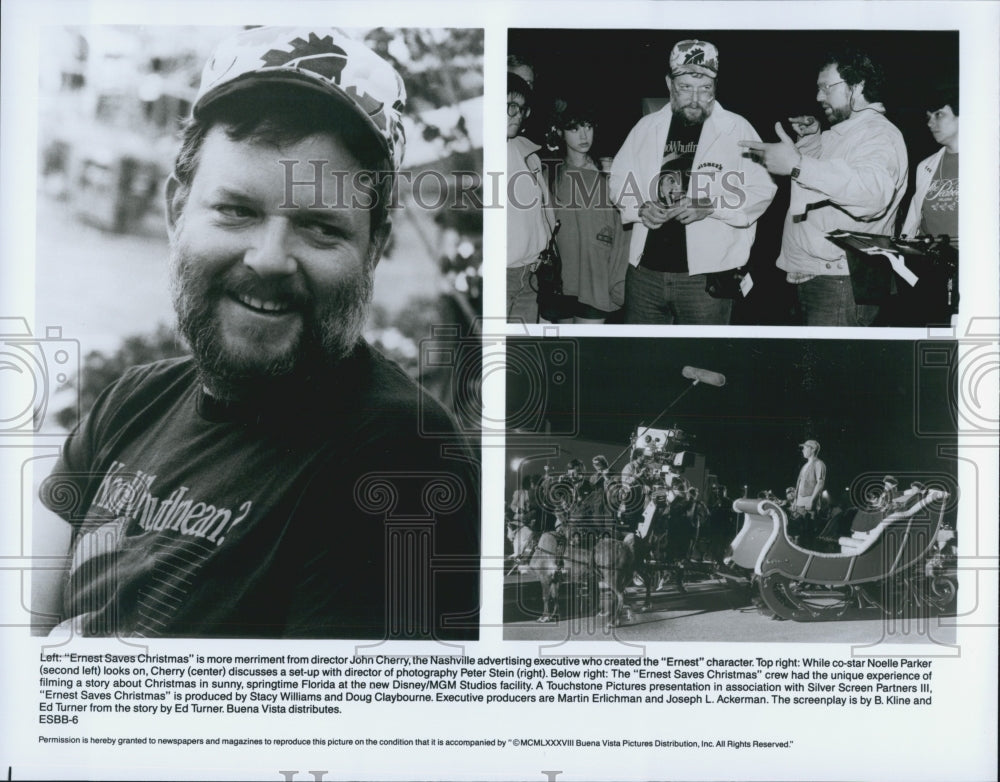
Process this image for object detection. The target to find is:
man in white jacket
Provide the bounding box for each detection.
[609,39,776,325]
[741,48,908,327]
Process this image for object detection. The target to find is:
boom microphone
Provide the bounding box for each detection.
[682,366,726,387]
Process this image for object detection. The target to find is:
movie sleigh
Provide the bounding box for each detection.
[503,366,957,630]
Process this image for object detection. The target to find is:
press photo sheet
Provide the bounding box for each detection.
[1,1,997,781]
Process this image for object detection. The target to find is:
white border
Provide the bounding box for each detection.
[2,2,997,781]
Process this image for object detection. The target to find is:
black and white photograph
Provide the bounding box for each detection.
[1,2,997,782]
[503,337,961,642]
[506,29,960,327]
[18,23,484,640]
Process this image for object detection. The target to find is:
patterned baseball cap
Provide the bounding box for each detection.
[194,26,407,170]
[669,39,720,79]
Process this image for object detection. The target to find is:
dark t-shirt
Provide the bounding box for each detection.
[640,119,702,273]
[40,344,479,639]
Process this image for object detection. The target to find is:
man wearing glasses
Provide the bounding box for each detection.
[740,48,908,326]
[609,39,775,325]
[506,72,554,323]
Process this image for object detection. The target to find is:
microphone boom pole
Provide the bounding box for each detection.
[607,366,726,470]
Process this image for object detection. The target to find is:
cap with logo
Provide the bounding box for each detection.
[669,39,720,79]
[193,26,407,171]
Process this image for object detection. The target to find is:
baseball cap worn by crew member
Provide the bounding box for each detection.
[669,39,720,78]
[799,439,821,452]
[193,26,407,171]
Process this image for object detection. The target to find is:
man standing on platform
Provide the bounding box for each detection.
[791,439,826,540]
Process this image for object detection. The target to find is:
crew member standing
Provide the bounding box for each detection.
[609,39,775,325]
[742,48,907,326]
[792,439,826,540]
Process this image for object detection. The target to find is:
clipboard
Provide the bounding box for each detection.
[826,231,958,305]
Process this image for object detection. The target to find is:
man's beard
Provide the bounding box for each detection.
[170,248,373,400]
[823,102,852,125]
[672,101,710,127]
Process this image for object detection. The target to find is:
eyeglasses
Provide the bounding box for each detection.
[673,84,715,97]
[507,101,526,117]
[816,80,846,96]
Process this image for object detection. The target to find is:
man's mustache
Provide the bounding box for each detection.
[221,269,310,309]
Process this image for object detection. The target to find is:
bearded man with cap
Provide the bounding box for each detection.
[36,27,479,639]
[609,39,775,325]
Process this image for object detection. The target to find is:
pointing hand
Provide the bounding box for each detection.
[738,122,802,176]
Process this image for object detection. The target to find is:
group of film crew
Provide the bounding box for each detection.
[508,450,738,573]
[506,40,959,327]
[508,437,938,568]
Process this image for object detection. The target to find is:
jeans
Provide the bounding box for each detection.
[624,265,733,325]
[507,265,538,324]
[796,276,878,327]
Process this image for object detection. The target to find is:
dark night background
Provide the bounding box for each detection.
[506,338,958,498]
[509,29,959,324]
